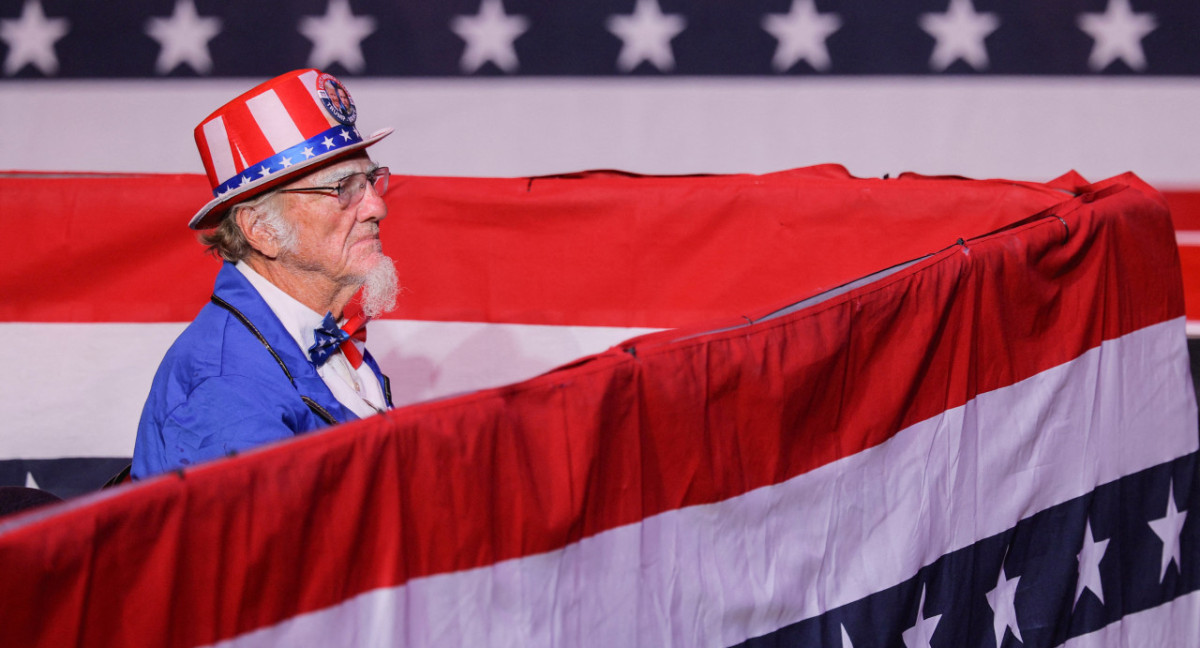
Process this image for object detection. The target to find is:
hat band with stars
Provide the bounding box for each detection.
[210,125,364,199]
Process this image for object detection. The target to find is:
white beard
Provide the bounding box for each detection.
[361,254,399,318]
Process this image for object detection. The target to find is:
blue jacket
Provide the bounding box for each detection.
[132,263,392,480]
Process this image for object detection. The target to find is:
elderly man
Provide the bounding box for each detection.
[132,70,398,480]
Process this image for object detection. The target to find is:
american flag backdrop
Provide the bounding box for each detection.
[1,2,1199,646]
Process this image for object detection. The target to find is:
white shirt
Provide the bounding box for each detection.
[236,261,388,419]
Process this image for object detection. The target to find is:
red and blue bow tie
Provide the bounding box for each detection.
[307,303,369,369]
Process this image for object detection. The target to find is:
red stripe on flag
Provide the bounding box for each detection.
[8,170,1198,330]
[0,178,1182,647]
[0,167,1075,326]
[1164,190,1200,231]
[1176,245,1200,325]
[1162,190,1200,330]
[0,173,214,322]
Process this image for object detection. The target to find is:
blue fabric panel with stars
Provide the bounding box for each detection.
[0,458,130,500]
[734,451,1199,648]
[0,0,1195,78]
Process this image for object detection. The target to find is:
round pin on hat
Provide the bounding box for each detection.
[189,69,392,230]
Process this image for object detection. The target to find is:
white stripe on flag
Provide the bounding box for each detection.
[1175,230,1200,246]
[5,79,1200,183]
[246,89,305,154]
[206,318,1198,648]
[0,321,660,459]
[201,116,236,184]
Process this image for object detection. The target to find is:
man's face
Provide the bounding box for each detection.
[275,154,388,289]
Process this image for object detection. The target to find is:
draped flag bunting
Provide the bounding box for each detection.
[0,172,1195,647]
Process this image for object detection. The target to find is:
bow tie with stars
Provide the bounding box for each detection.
[307,305,369,369]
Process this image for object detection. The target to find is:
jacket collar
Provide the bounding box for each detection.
[212,261,362,425]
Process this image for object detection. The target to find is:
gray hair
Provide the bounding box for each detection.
[199,191,297,262]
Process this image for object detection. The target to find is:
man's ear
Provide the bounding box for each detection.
[235,204,281,259]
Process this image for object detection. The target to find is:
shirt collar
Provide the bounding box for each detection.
[235,260,328,355]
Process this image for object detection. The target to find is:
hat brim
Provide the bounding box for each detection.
[188,127,394,230]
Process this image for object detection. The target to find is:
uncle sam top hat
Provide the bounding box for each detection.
[189,69,392,230]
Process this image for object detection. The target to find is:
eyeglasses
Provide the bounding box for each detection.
[278,167,390,209]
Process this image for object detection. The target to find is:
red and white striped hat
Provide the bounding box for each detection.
[190,69,392,229]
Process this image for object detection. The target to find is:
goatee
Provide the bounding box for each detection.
[361,255,399,318]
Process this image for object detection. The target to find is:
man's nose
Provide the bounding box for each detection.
[357,181,387,222]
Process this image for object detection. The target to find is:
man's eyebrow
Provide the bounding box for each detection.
[316,164,378,185]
